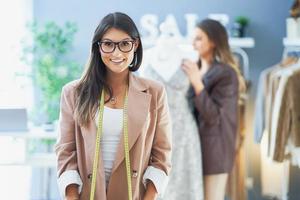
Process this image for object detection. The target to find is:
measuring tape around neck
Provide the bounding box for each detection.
[89,88,132,200]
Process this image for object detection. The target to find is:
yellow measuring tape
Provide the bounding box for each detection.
[89,88,132,200]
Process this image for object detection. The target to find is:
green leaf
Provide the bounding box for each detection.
[20,20,81,123]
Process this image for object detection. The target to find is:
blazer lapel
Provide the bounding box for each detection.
[111,73,151,173]
[202,63,217,87]
[89,121,108,199]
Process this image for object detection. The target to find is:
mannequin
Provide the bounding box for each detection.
[142,26,197,82]
[141,22,203,200]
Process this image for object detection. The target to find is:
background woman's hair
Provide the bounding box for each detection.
[197,19,246,93]
[74,12,143,126]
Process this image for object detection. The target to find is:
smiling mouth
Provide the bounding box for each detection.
[110,59,125,64]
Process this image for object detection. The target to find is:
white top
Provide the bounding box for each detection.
[57,106,169,198]
[99,106,123,186]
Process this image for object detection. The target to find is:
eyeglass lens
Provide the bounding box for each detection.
[99,40,134,53]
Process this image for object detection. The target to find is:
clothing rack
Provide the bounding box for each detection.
[286,50,300,58]
[231,47,250,81]
[283,37,300,58]
[229,37,255,89]
[267,37,300,200]
[262,38,300,200]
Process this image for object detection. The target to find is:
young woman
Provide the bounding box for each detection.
[55,12,172,200]
[182,19,245,200]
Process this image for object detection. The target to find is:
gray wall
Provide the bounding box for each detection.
[33,0,293,80]
[33,1,298,199]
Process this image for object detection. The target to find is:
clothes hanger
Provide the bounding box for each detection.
[279,52,299,67]
[276,51,300,77]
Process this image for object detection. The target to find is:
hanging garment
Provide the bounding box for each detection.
[260,134,290,200]
[254,56,299,144]
[256,65,288,156]
[141,44,203,200]
[227,101,247,200]
[266,69,283,156]
[258,62,300,160]
[255,57,300,200]
[271,68,300,162]
[254,65,278,143]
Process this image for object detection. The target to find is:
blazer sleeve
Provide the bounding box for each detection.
[55,84,78,177]
[55,84,83,198]
[194,68,239,125]
[150,86,172,175]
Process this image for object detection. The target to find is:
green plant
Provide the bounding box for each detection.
[21,21,81,123]
[235,16,249,27]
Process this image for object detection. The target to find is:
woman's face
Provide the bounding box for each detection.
[193,28,215,59]
[99,27,138,74]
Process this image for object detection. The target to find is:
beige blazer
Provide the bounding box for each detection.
[55,72,172,200]
[273,68,300,162]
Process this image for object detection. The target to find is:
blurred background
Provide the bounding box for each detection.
[0,0,299,199]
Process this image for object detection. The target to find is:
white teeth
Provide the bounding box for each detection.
[111,59,124,63]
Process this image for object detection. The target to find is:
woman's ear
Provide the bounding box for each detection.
[134,39,139,51]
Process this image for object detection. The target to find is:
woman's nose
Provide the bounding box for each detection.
[111,46,123,56]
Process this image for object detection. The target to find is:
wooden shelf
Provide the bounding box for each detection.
[283,38,300,47]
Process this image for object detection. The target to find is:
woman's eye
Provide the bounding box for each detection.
[120,41,130,46]
[103,42,114,47]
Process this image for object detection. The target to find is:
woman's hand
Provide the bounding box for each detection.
[181,59,201,85]
[65,184,79,200]
[181,59,204,95]
[143,181,158,200]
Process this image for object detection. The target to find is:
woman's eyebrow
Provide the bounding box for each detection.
[101,37,132,41]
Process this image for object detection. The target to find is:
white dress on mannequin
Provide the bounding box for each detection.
[141,36,204,200]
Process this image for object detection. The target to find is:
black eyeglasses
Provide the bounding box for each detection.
[97,40,135,53]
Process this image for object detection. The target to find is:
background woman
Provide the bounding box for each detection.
[182,19,245,200]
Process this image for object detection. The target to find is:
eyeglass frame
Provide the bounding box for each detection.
[97,39,136,53]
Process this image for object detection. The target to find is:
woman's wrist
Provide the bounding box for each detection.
[192,80,204,95]
[144,181,158,200]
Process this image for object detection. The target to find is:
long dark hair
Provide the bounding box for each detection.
[197,19,245,92]
[74,12,143,126]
